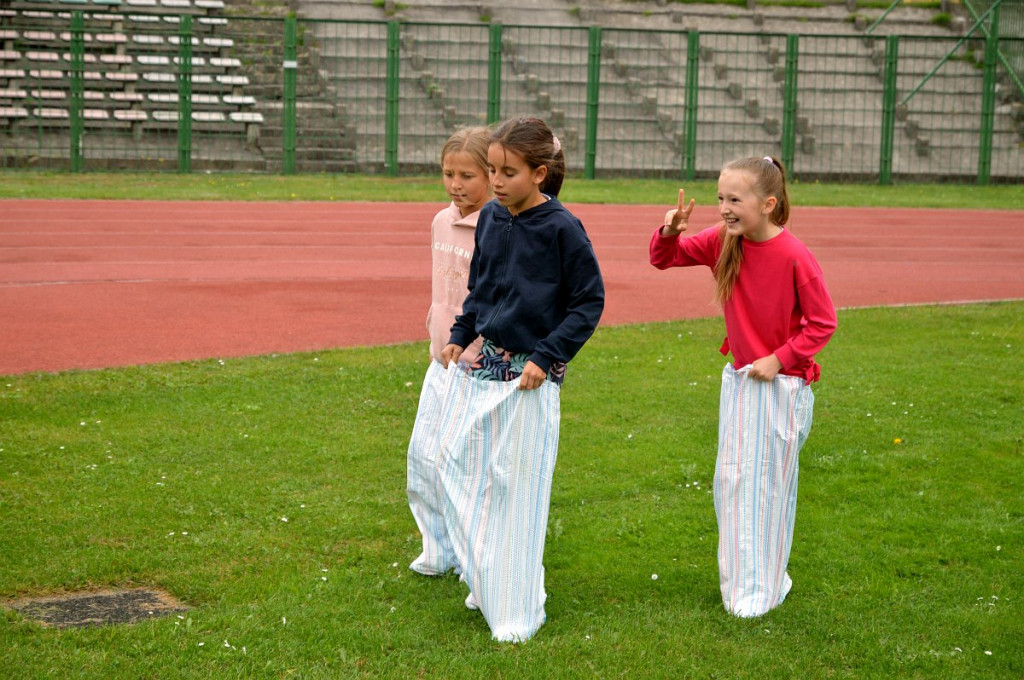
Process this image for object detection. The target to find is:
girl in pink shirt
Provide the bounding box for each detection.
[407,127,491,577]
[650,155,837,617]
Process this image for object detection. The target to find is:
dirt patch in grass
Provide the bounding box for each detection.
[4,588,190,628]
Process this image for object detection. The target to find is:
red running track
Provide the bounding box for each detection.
[2,199,1022,375]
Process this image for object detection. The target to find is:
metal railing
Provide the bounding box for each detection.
[0,9,1021,183]
[965,0,1024,96]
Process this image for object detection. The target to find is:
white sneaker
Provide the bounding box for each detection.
[409,555,443,577]
[465,592,479,611]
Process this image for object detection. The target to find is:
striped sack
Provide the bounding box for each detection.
[407,359,459,576]
[438,363,561,642]
[714,363,814,617]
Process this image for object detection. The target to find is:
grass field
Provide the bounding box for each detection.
[1,302,1021,678]
[3,171,1024,209]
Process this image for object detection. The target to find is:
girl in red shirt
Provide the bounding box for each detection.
[650,155,837,617]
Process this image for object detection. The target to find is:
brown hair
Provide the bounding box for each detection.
[440,125,491,173]
[489,117,566,197]
[714,155,791,304]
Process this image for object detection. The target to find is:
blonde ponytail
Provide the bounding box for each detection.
[714,225,744,305]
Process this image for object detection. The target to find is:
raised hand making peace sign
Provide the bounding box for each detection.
[660,188,697,237]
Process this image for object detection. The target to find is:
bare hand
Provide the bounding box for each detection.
[518,361,547,391]
[748,354,783,381]
[441,343,464,368]
[662,189,696,236]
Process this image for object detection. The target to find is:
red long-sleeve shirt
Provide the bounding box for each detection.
[650,225,837,383]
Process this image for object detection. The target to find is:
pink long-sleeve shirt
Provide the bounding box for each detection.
[650,224,837,383]
[427,202,483,364]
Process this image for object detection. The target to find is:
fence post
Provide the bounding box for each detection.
[682,30,700,181]
[781,34,799,174]
[584,26,602,180]
[978,3,999,185]
[69,11,85,173]
[487,23,502,124]
[385,21,401,177]
[282,14,298,175]
[879,34,899,185]
[177,15,193,174]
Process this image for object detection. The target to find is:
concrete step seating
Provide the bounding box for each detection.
[330,0,1013,172]
[391,23,683,157]
[395,18,908,164]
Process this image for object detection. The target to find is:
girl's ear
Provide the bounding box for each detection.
[533,164,548,186]
[762,195,778,215]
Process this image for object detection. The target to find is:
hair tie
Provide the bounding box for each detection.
[763,156,774,164]
[552,135,561,154]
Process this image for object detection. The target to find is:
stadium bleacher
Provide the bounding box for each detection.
[0,0,262,166]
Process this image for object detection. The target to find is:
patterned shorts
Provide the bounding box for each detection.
[460,338,566,385]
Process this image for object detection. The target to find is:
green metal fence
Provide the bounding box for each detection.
[1,7,1021,183]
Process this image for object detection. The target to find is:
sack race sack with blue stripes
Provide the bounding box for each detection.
[714,363,814,617]
[407,360,459,576]
[437,364,560,642]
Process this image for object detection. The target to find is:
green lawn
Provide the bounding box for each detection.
[3,171,1024,209]
[1,302,1021,678]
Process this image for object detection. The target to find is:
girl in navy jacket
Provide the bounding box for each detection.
[438,118,604,641]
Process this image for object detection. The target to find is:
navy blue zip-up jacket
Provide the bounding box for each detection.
[448,197,605,372]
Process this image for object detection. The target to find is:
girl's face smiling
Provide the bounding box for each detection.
[487,143,547,216]
[442,150,490,217]
[717,168,780,242]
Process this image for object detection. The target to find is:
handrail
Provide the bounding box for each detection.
[963,0,1024,98]
[865,0,904,35]
[899,0,1001,106]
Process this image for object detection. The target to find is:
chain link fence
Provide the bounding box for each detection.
[1,2,1021,182]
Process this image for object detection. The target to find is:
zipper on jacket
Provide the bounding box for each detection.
[483,213,516,337]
